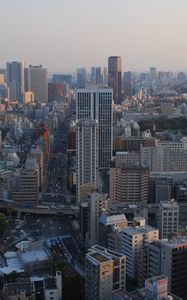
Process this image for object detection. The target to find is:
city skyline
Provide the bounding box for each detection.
[1,0,187,73]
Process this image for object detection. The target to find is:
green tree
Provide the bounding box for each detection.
[0,212,8,235]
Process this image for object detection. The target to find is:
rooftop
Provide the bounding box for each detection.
[4,282,34,295]
[99,213,127,226]
[89,252,110,263]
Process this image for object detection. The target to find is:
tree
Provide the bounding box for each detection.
[0,213,8,235]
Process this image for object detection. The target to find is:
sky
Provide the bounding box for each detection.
[0,0,187,73]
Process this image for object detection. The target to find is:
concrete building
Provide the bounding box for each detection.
[121,223,159,281]
[158,199,179,239]
[77,68,87,88]
[110,165,149,206]
[145,275,168,300]
[3,282,35,300]
[112,275,182,300]
[43,276,61,300]
[99,213,128,248]
[27,65,48,103]
[108,56,122,104]
[140,137,187,172]
[76,118,98,202]
[87,192,108,246]
[148,238,187,300]
[90,67,107,86]
[115,151,140,168]
[11,159,39,206]
[76,87,113,170]
[86,245,126,300]
[6,61,24,101]
[23,91,35,104]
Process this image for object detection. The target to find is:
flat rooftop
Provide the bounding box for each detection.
[90,252,109,263]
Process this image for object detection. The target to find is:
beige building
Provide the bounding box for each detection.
[23,91,35,104]
[86,245,126,300]
[99,213,128,248]
[121,222,159,281]
[110,165,148,206]
[140,137,187,172]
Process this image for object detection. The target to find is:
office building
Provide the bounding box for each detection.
[108,56,122,104]
[6,61,24,101]
[48,82,63,102]
[112,275,182,300]
[23,91,35,104]
[27,65,48,103]
[123,71,134,99]
[140,137,187,172]
[76,118,98,202]
[11,158,39,206]
[77,68,87,88]
[121,224,159,280]
[99,213,128,248]
[148,238,187,300]
[90,67,107,86]
[110,165,149,206]
[76,87,113,170]
[86,245,126,300]
[87,192,108,246]
[158,199,179,239]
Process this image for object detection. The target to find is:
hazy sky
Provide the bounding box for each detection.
[1,0,187,73]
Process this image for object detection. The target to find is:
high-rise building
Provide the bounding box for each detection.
[27,65,48,103]
[11,158,39,206]
[140,137,187,172]
[149,67,157,84]
[99,213,128,248]
[121,223,159,280]
[86,245,126,300]
[158,199,179,239]
[76,118,98,202]
[76,88,113,170]
[123,71,134,99]
[108,56,122,104]
[110,165,149,206]
[77,68,87,88]
[6,61,24,101]
[148,239,187,299]
[87,192,108,246]
[90,67,107,86]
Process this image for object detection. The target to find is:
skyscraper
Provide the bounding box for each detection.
[108,56,122,104]
[76,88,113,170]
[76,87,113,202]
[90,67,107,86]
[6,61,24,101]
[77,68,87,88]
[27,65,48,103]
[76,118,98,202]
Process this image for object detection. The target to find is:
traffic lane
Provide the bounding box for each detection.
[22,215,74,239]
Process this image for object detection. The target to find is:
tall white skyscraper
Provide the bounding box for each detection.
[76,88,113,202]
[76,87,113,170]
[28,65,48,103]
[6,61,24,101]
